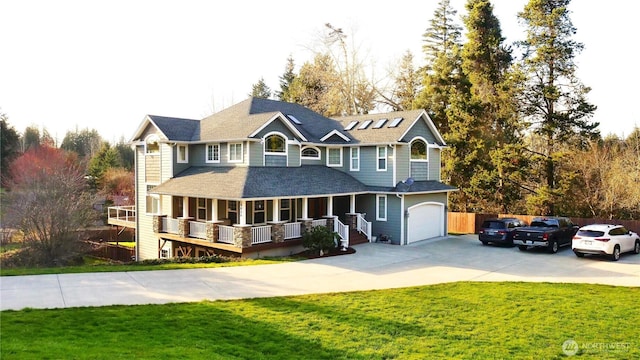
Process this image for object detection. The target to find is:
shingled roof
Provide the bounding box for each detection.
[147,115,200,141]
[150,165,371,199]
[135,97,445,146]
[150,165,456,199]
[199,98,352,143]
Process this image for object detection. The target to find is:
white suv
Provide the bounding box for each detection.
[572,224,640,261]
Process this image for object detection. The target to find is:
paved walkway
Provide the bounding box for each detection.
[2,235,639,311]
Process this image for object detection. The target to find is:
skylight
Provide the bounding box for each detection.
[373,118,388,129]
[388,117,403,128]
[358,120,373,129]
[287,114,302,125]
[344,121,358,131]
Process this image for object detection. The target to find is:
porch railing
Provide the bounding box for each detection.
[334,217,349,248]
[311,219,327,228]
[107,206,136,222]
[356,213,372,241]
[252,225,272,244]
[284,222,301,240]
[189,221,207,240]
[163,217,179,234]
[218,225,234,244]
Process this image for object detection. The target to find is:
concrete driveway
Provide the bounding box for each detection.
[1,235,639,311]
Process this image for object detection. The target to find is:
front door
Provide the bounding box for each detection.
[308,198,327,219]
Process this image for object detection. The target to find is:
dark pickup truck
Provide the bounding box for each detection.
[513,217,579,253]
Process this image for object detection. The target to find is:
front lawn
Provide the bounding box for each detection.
[1,282,638,359]
[0,256,298,276]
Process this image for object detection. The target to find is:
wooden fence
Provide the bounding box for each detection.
[87,241,135,262]
[448,212,640,234]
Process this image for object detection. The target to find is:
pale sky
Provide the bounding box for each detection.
[1,0,638,144]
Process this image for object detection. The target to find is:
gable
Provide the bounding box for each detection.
[400,116,438,144]
[252,116,300,141]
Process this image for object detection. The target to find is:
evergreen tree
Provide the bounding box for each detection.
[60,128,102,159]
[249,77,272,99]
[1,114,21,187]
[277,56,297,102]
[518,0,598,215]
[415,0,463,134]
[87,142,120,190]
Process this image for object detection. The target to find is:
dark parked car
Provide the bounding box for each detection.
[513,217,579,253]
[478,218,527,246]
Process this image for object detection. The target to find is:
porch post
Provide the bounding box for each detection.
[211,199,218,222]
[182,197,189,218]
[301,197,308,219]
[238,200,247,225]
[273,199,280,222]
[326,196,333,216]
[350,194,356,213]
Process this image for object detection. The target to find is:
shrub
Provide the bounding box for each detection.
[302,226,339,255]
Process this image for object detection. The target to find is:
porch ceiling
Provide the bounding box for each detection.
[149,165,371,199]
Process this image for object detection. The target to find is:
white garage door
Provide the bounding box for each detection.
[407,202,444,243]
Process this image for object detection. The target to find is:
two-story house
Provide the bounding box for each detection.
[111,97,456,260]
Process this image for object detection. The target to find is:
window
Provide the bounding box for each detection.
[411,139,427,160]
[377,146,387,171]
[350,147,359,171]
[160,249,169,259]
[197,198,207,221]
[146,195,160,214]
[206,144,220,163]
[373,119,387,129]
[358,120,373,129]
[253,200,265,224]
[177,144,188,163]
[229,143,243,162]
[388,117,403,128]
[265,134,286,153]
[327,147,342,167]
[376,195,387,221]
[344,121,358,131]
[301,147,320,160]
[227,201,238,224]
[145,135,160,154]
[280,199,291,221]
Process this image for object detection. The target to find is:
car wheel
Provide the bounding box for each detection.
[633,241,640,255]
[548,240,559,254]
[518,245,527,251]
[610,245,621,261]
[573,251,584,258]
[481,241,488,246]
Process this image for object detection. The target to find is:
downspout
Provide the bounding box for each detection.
[396,193,405,245]
[134,144,139,261]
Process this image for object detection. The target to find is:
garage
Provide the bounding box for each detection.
[407,202,444,243]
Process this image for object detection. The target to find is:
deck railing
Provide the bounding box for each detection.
[251,225,272,244]
[218,225,234,244]
[162,217,179,234]
[284,222,301,240]
[356,213,372,241]
[107,206,136,222]
[189,221,207,240]
[334,217,349,248]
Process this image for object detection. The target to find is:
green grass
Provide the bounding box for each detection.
[0,256,298,276]
[107,241,135,248]
[1,282,638,359]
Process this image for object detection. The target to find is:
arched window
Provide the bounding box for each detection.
[411,139,427,160]
[265,134,285,153]
[301,146,320,159]
[145,134,160,154]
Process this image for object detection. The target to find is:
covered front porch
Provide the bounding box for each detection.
[152,194,371,257]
